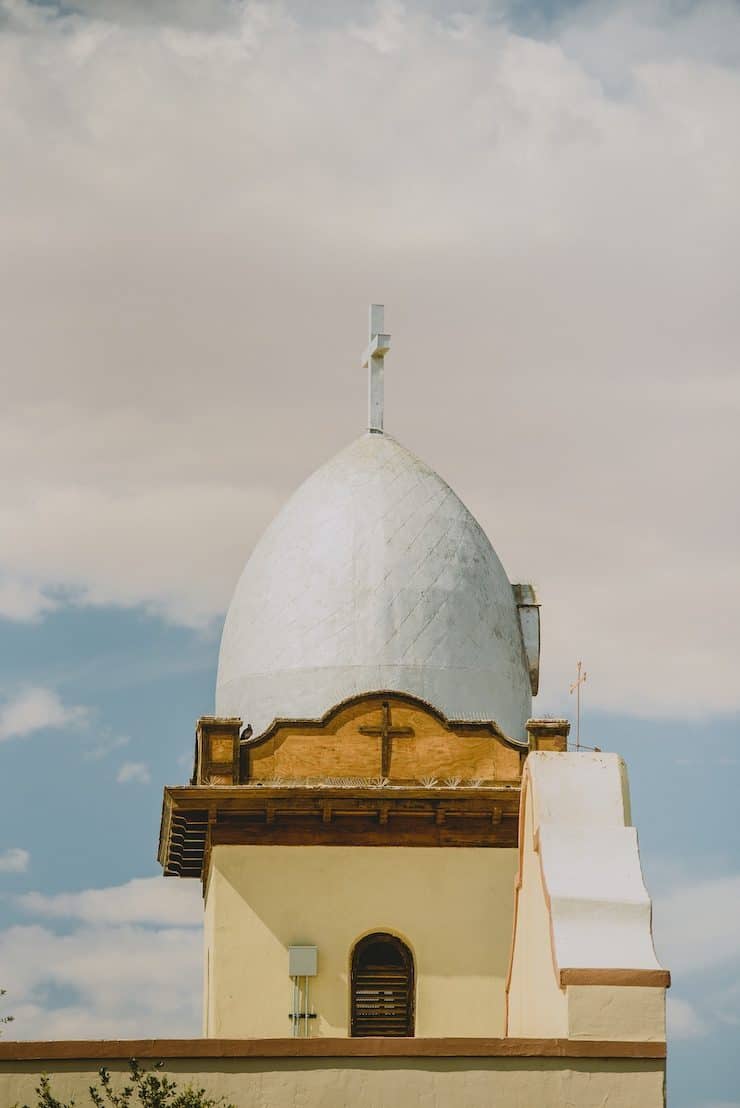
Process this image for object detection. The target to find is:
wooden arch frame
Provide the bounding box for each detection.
[245,689,526,750]
[350,932,415,1038]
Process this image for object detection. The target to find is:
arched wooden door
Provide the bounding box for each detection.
[350,932,415,1037]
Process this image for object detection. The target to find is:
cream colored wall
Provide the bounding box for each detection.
[506,785,568,1037]
[568,986,666,1042]
[204,845,518,1038]
[203,882,215,1037]
[507,753,668,1044]
[0,1057,666,1108]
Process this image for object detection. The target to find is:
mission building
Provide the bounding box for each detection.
[1,306,670,1107]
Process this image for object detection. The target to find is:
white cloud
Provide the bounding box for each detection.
[17,876,202,927]
[0,848,30,873]
[116,761,152,785]
[4,877,203,1038]
[0,578,57,623]
[0,923,201,1039]
[0,484,279,630]
[0,687,87,743]
[651,869,740,1052]
[653,873,740,975]
[0,0,738,715]
[704,971,740,1032]
[638,868,740,1052]
[666,995,707,1040]
[556,0,740,83]
[84,732,130,760]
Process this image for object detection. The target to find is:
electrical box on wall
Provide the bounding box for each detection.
[289,945,318,977]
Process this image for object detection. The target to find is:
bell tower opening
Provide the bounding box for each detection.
[350,932,415,1038]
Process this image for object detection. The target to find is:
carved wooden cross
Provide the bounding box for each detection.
[359,700,414,778]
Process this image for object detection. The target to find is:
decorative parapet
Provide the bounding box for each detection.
[506,751,669,1042]
[0,1037,667,1108]
[526,719,570,752]
[192,717,242,786]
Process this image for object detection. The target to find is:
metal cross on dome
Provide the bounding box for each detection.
[569,660,587,751]
[359,701,414,779]
[361,304,391,433]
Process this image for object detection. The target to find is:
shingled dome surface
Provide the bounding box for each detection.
[216,433,531,739]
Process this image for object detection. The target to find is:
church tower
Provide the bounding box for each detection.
[158,307,668,1048]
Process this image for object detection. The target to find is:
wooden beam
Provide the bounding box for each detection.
[210,818,518,849]
[164,784,521,806]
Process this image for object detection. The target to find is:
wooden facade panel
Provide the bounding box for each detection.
[251,731,380,780]
[247,696,522,785]
[211,736,235,762]
[389,733,520,783]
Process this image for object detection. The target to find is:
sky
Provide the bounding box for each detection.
[0,0,738,1104]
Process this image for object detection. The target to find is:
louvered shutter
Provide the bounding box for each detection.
[351,934,414,1037]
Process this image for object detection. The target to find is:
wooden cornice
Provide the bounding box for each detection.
[0,1037,666,1061]
[159,784,522,877]
[165,784,521,807]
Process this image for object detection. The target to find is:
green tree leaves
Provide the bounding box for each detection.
[17,1060,234,1108]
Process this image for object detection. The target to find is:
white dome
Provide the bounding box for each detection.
[216,433,532,739]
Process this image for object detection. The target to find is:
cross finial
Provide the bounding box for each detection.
[361,304,391,433]
[569,660,587,751]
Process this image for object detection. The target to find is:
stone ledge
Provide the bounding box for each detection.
[560,968,671,988]
[0,1038,666,1061]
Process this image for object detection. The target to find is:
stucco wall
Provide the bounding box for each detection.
[0,1055,666,1108]
[506,753,668,1043]
[568,986,666,1041]
[506,778,567,1037]
[205,844,518,1037]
